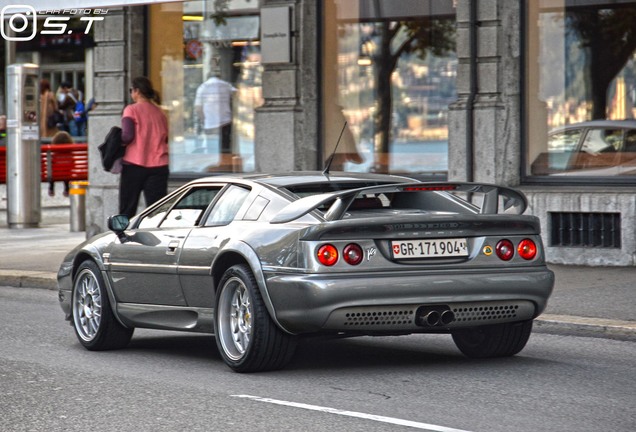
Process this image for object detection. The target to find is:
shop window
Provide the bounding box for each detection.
[149,1,262,176]
[322,0,457,175]
[525,1,636,180]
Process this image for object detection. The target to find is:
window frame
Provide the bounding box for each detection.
[135,184,226,229]
[521,1,636,186]
[202,184,252,227]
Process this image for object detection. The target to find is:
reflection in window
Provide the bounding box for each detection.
[322,0,456,175]
[161,187,222,228]
[149,1,262,176]
[137,186,222,229]
[526,1,636,178]
[531,122,636,176]
[204,185,250,226]
[138,199,175,229]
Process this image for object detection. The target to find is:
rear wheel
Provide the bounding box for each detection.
[451,320,533,358]
[215,264,297,372]
[72,260,133,350]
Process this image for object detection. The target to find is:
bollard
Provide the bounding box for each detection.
[69,181,89,232]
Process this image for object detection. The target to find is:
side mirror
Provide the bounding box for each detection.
[107,214,129,241]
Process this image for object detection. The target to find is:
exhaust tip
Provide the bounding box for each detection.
[440,310,455,326]
[416,306,454,327]
[424,311,440,326]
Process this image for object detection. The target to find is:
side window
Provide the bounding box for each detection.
[624,130,636,153]
[137,197,179,229]
[204,185,250,226]
[581,129,621,154]
[161,187,222,228]
[548,130,580,152]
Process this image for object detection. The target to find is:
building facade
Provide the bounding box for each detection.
[6,0,636,266]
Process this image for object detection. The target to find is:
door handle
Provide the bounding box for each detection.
[167,240,180,255]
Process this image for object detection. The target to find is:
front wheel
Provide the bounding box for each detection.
[214,264,297,372]
[72,260,133,350]
[451,320,533,358]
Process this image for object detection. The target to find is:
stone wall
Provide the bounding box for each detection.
[523,188,636,266]
[86,7,145,238]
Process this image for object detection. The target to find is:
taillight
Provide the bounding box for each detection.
[317,244,338,266]
[343,243,363,265]
[496,239,514,261]
[517,239,537,260]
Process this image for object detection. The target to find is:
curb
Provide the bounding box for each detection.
[0,270,58,290]
[535,314,636,342]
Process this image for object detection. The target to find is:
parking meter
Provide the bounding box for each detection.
[6,63,40,228]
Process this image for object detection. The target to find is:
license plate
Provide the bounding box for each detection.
[391,238,468,259]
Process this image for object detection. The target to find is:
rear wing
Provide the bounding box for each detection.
[270,182,528,224]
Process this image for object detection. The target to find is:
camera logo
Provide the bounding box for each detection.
[1,5,37,41]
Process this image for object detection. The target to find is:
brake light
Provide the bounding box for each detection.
[496,239,514,261]
[404,185,457,191]
[517,239,537,260]
[317,244,338,266]
[343,243,363,265]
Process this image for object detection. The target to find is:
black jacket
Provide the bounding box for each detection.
[98,126,124,172]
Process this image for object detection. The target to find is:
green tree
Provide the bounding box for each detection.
[568,8,636,119]
[369,18,455,172]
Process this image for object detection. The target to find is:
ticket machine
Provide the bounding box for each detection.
[6,64,40,228]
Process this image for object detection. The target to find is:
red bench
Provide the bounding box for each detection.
[0,143,88,184]
[0,146,5,183]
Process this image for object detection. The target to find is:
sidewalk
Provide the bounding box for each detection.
[1,186,634,341]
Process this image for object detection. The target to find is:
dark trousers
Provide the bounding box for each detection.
[204,122,232,154]
[119,163,169,218]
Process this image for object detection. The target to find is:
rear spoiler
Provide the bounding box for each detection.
[270,182,528,224]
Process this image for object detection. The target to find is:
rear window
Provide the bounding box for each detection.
[283,182,392,198]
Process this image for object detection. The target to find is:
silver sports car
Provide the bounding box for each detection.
[58,172,554,372]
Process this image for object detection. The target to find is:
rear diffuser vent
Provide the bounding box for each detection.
[550,212,621,248]
[453,305,519,322]
[344,310,414,327]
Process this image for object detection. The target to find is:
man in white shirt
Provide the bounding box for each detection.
[194,73,236,154]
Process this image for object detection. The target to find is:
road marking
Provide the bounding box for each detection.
[232,394,473,432]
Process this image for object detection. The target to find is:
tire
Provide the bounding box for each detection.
[451,320,533,358]
[214,264,297,372]
[72,260,133,351]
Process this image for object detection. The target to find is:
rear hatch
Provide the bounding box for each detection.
[271,182,546,272]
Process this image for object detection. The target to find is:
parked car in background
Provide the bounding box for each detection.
[57,172,554,372]
[531,120,636,176]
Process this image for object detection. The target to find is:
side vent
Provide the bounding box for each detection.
[549,212,621,248]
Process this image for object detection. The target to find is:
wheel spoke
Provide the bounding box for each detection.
[73,269,104,342]
[218,276,255,360]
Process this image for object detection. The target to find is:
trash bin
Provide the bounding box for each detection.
[69,181,89,232]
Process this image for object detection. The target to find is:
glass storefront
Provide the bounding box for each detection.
[321,0,456,175]
[149,0,262,175]
[525,1,636,179]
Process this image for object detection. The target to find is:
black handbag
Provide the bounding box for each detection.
[98,126,124,172]
[47,111,64,128]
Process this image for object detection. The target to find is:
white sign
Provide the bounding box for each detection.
[260,6,291,64]
[21,125,39,140]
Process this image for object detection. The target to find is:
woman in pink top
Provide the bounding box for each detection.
[119,76,169,218]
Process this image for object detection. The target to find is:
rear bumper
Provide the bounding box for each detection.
[264,267,555,334]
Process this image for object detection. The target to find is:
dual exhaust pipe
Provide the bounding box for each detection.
[416,306,455,327]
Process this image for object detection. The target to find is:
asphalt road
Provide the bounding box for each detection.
[1,286,634,432]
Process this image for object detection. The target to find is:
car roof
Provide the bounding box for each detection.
[550,119,636,134]
[186,171,416,188]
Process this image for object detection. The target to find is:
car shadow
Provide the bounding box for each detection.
[121,331,555,372]
[126,332,221,362]
[287,334,558,372]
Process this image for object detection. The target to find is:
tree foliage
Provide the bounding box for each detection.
[568,8,636,119]
[370,18,455,171]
